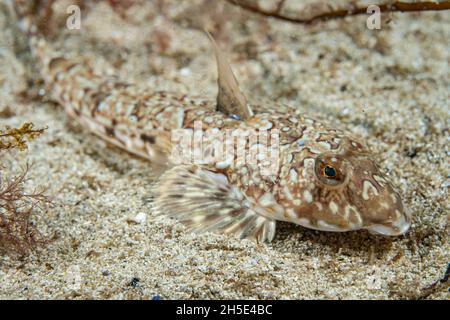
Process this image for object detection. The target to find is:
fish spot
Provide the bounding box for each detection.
[329,201,339,215]
[215,160,231,169]
[362,180,379,200]
[145,144,156,158]
[353,211,363,226]
[345,206,362,226]
[289,169,298,183]
[192,215,206,223]
[282,186,293,201]
[317,220,343,231]
[296,139,305,147]
[390,193,398,204]
[380,202,390,210]
[318,141,331,150]
[76,89,84,99]
[286,153,293,164]
[286,208,297,220]
[308,147,321,154]
[343,206,351,220]
[259,192,276,207]
[298,218,311,227]
[203,116,213,124]
[303,190,313,203]
[260,120,273,130]
[97,101,107,112]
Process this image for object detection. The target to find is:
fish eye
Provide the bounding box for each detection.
[324,165,336,178]
[314,155,347,187]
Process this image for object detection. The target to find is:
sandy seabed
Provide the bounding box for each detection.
[0,0,448,299]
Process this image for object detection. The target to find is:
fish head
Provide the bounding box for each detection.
[281,137,411,236]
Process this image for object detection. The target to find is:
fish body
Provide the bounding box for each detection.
[18,4,411,242]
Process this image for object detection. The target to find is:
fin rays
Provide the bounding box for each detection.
[206,31,253,120]
[154,165,275,242]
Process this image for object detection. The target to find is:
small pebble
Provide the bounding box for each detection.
[127,212,147,224]
[101,270,110,276]
[128,277,140,288]
[180,67,191,76]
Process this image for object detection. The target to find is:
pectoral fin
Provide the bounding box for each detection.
[154,165,276,242]
[206,31,253,120]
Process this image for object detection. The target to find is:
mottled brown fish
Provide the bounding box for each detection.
[16,4,411,243]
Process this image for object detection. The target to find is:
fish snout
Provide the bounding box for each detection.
[353,178,411,236]
[366,209,411,236]
[362,188,411,236]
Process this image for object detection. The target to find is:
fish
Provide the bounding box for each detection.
[14,2,411,243]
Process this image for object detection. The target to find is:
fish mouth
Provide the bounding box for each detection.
[366,213,411,236]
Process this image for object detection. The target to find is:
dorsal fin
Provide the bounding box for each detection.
[206,31,253,120]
